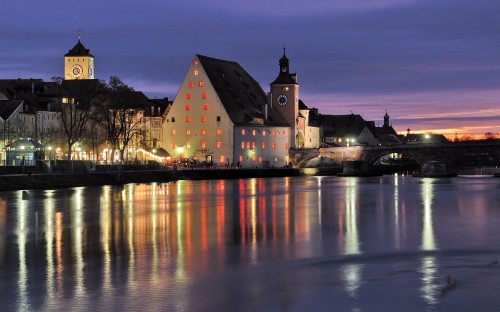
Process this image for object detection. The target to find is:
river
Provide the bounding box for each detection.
[1,175,500,311]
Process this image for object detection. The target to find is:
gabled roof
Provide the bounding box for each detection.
[0,99,23,121]
[65,40,93,57]
[196,54,288,126]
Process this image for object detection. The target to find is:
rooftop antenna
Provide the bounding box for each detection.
[76,28,81,40]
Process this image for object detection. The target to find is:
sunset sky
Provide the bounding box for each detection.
[1,0,499,138]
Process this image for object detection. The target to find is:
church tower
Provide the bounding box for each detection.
[270,48,299,148]
[64,36,94,80]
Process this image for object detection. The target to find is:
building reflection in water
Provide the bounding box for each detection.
[338,178,363,299]
[419,179,439,305]
[16,192,29,311]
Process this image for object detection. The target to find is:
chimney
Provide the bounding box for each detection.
[263,103,268,120]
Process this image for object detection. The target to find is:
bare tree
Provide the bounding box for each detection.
[52,77,101,160]
[100,77,144,162]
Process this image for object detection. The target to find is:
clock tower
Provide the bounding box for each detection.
[64,38,95,80]
[270,48,299,148]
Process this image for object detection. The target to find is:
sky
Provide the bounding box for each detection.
[1,0,500,138]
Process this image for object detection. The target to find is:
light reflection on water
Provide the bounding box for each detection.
[1,176,500,311]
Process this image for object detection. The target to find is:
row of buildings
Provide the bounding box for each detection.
[1,39,412,167]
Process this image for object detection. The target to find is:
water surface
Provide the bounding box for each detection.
[1,176,500,311]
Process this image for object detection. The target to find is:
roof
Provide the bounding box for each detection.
[0,99,24,121]
[196,54,289,126]
[65,40,93,57]
[321,114,371,137]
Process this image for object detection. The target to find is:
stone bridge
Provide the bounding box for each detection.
[291,141,500,168]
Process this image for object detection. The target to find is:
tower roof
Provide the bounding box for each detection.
[270,47,298,85]
[65,40,93,57]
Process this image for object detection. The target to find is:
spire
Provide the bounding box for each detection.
[383,110,390,127]
[279,46,289,74]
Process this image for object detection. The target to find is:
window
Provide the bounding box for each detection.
[186,116,191,122]
[198,81,204,87]
[285,143,289,149]
[172,117,176,122]
[239,155,243,162]
[201,129,206,135]
[194,70,199,76]
[171,129,176,135]
[201,141,206,149]
[263,131,266,136]
[241,141,245,149]
[186,142,191,148]
[241,129,246,136]
[216,128,222,135]
[272,130,276,136]
[273,142,276,149]
[186,93,191,99]
[262,142,266,149]
[202,92,206,99]
[216,116,221,122]
[216,141,222,149]
[186,129,191,136]
[189,81,194,88]
[219,155,225,163]
[185,104,190,111]
[201,116,206,122]
[252,142,256,149]
[203,103,208,110]
[252,130,256,136]
[246,142,251,149]
[171,142,176,149]
[259,157,262,163]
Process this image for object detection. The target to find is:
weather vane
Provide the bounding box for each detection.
[76,28,81,40]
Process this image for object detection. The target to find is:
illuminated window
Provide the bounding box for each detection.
[216,141,222,149]
[252,130,256,136]
[203,103,208,110]
[219,155,225,163]
[252,142,256,149]
[252,155,256,161]
[194,70,199,76]
[241,141,245,149]
[185,104,190,111]
[259,157,262,163]
[186,116,191,122]
[201,116,206,122]
[263,131,266,137]
[273,142,276,149]
[198,81,204,87]
[186,93,191,99]
[171,129,176,135]
[285,143,289,149]
[239,155,243,162]
[242,129,246,136]
[216,128,222,135]
[189,81,194,88]
[272,130,276,136]
[194,60,198,65]
[202,92,206,99]
[201,141,206,149]
[201,129,206,135]
[186,141,191,148]
[246,142,251,148]
[262,142,266,149]
[171,142,176,149]
[186,129,191,136]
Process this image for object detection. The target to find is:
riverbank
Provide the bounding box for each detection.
[0,166,342,191]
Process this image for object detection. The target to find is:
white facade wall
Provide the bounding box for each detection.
[233,126,290,168]
[163,56,234,165]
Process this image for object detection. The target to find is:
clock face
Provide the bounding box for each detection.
[277,94,288,106]
[71,64,83,78]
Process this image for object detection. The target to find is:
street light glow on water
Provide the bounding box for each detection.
[1,176,500,311]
